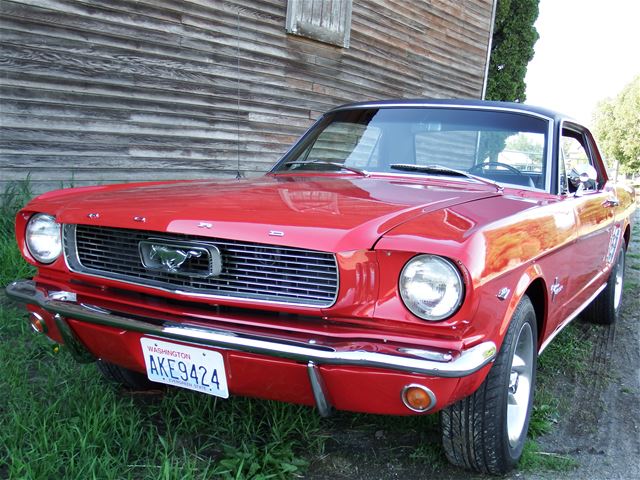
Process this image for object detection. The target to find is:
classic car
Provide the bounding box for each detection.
[6,99,636,474]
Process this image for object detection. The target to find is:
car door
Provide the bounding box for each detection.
[560,124,614,309]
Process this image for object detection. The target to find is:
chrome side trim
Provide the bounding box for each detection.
[544,117,554,192]
[307,361,332,417]
[6,280,497,378]
[538,282,607,354]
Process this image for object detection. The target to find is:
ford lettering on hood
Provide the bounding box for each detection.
[41,176,499,252]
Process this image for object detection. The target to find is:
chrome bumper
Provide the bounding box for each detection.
[5,280,497,378]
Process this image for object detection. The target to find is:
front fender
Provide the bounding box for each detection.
[499,264,546,345]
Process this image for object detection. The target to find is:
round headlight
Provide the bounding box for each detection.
[399,255,464,321]
[25,213,62,264]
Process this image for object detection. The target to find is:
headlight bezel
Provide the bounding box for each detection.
[399,254,465,322]
[25,213,62,264]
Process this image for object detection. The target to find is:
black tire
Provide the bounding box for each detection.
[440,295,538,474]
[96,359,161,390]
[582,239,626,325]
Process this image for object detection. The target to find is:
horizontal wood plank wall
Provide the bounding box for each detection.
[0,0,493,195]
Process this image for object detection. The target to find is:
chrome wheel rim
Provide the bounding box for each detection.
[507,322,534,448]
[614,250,625,310]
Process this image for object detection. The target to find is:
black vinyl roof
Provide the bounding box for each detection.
[329,98,574,124]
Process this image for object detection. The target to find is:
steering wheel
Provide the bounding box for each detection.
[468,161,524,176]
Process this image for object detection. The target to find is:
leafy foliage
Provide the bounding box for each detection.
[592,75,640,174]
[485,0,540,102]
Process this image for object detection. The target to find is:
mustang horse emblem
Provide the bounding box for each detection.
[149,245,202,272]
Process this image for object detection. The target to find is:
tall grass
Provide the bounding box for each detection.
[0,299,324,479]
[0,179,35,285]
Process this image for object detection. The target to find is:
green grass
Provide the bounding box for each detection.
[624,280,639,293]
[627,251,640,273]
[0,302,324,479]
[519,441,578,471]
[0,179,36,286]
[537,322,592,377]
[518,321,592,471]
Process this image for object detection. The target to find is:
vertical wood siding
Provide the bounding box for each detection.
[0,0,493,195]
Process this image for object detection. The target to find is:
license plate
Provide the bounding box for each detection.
[140,338,229,398]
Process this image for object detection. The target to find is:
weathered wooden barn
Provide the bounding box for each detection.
[0,0,496,195]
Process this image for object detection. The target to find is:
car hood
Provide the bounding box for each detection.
[42,175,500,252]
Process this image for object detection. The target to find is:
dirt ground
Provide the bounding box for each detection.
[305,209,640,480]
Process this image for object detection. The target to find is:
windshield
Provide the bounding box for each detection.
[272,107,550,190]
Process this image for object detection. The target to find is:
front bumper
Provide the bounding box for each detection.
[6,280,497,414]
[7,280,496,377]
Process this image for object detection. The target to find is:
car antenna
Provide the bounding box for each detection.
[235,8,242,180]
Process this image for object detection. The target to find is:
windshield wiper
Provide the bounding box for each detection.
[281,160,369,177]
[389,163,503,192]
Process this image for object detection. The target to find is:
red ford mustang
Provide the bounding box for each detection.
[7,100,636,473]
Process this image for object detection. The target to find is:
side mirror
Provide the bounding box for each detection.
[578,165,597,183]
[569,164,598,196]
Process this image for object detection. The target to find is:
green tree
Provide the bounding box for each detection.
[592,75,640,175]
[485,0,540,102]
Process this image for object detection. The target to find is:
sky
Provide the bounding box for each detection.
[524,0,640,125]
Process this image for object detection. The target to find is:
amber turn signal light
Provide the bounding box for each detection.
[401,384,436,413]
[29,312,47,334]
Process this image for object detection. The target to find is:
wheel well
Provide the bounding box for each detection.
[524,278,547,349]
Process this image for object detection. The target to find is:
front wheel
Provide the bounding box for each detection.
[440,295,537,474]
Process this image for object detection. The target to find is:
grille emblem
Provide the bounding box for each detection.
[151,245,201,272]
[139,240,222,277]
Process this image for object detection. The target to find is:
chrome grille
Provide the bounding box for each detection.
[63,225,339,307]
